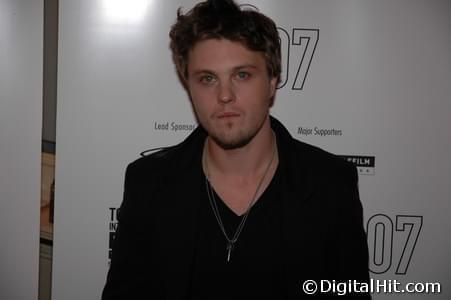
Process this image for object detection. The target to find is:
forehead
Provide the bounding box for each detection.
[187,38,266,72]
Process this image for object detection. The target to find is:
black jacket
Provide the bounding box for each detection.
[102,116,371,299]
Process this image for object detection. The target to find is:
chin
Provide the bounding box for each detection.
[210,132,255,150]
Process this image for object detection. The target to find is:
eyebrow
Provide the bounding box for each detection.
[190,64,259,76]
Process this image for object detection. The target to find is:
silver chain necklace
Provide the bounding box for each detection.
[203,133,277,262]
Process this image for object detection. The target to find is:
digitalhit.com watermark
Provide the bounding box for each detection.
[302,279,441,296]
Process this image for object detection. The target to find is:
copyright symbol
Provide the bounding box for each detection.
[303,280,318,295]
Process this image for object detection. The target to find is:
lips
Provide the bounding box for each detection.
[217,112,240,119]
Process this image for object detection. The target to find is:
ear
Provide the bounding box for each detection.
[269,76,277,97]
[268,77,278,107]
[178,70,190,92]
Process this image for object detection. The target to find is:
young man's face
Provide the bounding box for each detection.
[186,38,277,149]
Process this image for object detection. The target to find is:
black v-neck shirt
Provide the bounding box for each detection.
[189,166,286,300]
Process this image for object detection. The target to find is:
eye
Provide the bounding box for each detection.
[199,74,216,84]
[236,71,250,80]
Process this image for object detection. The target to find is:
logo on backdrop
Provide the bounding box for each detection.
[153,121,197,133]
[340,155,375,175]
[297,126,343,137]
[367,214,423,275]
[277,27,319,90]
[108,207,119,265]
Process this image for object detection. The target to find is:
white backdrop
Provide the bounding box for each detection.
[0,0,43,299]
[53,0,451,299]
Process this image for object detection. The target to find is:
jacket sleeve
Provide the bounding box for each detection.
[102,162,165,299]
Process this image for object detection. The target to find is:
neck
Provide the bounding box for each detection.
[204,117,276,179]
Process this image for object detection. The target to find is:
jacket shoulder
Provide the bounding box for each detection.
[291,139,358,184]
[125,145,181,179]
[126,126,206,178]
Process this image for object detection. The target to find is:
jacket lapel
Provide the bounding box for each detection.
[155,127,206,300]
[271,117,321,294]
[159,174,202,300]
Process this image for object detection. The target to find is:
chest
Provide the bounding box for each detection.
[207,158,279,216]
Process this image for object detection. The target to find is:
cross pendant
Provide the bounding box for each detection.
[226,242,234,262]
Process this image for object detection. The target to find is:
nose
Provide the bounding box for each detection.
[217,80,235,104]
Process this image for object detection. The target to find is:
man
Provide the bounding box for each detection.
[102,0,370,299]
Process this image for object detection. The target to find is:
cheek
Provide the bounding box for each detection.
[189,86,205,105]
[240,85,272,107]
[190,93,213,117]
[189,83,213,102]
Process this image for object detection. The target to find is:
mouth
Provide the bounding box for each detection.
[217,112,240,119]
